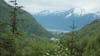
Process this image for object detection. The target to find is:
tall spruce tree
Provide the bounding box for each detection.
[7,0,23,56]
[68,19,79,56]
[10,0,23,34]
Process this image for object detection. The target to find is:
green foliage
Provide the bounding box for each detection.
[15,37,69,56]
[59,19,100,56]
[83,34,100,56]
[0,0,53,37]
[0,19,68,56]
[0,0,100,56]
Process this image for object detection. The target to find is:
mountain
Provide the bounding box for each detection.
[76,19,100,56]
[59,19,100,56]
[79,19,100,56]
[33,9,100,32]
[78,19,100,45]
[0,0,52,37]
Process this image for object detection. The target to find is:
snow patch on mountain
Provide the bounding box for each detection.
[65,13,72,18]
[34,8,100,17]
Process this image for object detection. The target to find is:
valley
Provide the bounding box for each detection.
[0,0,100,56]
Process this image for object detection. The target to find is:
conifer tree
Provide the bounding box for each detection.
[68,19,79,56]
[10,0,23,34]
[6,0,23,56]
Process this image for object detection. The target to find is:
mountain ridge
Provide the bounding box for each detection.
[0,0,52,37]
[33,9,100,32]
[33,8,100,16]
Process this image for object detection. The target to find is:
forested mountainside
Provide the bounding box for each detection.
[80,19,100,56]
[78,19,100,44]
[60,19,100,56]
[0,0,52,37]
[0,0,54,56]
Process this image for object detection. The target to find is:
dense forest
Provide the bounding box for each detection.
[0,0,100,56]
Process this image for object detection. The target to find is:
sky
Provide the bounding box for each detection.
[5,0,100,14]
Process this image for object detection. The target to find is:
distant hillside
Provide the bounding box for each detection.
[0,0,52,37]
[77,19,100,56]
[78,19,100,44]
[63,19,100,45]
[33,9,100,32]
[60,19,100,56]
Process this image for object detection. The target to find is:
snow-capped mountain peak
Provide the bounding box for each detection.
[34,8,100,18]
[34,8,87,16]
[33,8,100,32]
[73,8,85,16]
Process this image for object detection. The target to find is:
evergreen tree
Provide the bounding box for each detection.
[3,0,23,56]
[67,19,80,56]
[10,0,23,34]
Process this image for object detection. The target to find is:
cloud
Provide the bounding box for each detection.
[5,0,100,14]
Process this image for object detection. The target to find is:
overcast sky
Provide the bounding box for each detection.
[5,0,100,14]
